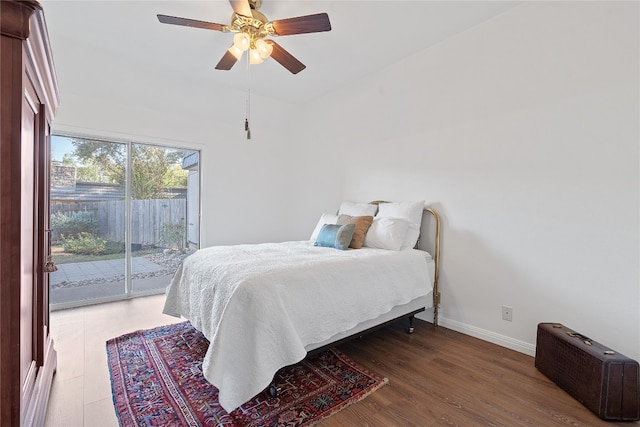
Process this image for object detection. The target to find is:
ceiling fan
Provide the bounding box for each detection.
[157,0,331,74]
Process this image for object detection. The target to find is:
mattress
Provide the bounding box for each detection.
[163,240,434,411]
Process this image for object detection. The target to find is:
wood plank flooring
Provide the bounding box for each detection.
[331,320,638,426]
[45,295,638,426]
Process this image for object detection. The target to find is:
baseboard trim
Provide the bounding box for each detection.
[23,332,57,426]
[436,316,536,357]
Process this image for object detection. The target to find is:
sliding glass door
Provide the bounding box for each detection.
[49,135,200,309]
[49,136,126,306]
[129,143,196,296]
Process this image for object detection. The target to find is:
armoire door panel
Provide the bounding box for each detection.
[33,111,51,366]
[20,73,39,405]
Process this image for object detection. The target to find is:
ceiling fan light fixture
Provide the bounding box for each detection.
[233,32,251,51]
[227,45,244,60]
[254,38,273,58]
[249,48,264,64]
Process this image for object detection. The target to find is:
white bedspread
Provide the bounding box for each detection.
[163,241,432,411]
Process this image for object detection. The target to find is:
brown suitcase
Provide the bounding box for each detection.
[535,323,640,421]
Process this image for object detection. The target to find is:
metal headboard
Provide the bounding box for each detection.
[424,207,441,326]
[369,202,442,326]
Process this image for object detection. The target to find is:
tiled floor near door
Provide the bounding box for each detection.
[45,294,182,427]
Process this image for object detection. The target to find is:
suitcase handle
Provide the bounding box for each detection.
[566,331,593,346]
[565,331,618,354]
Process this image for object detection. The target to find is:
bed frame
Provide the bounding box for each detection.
[369,202,442,327]
[424,207,442,326]
[269,204,442,397]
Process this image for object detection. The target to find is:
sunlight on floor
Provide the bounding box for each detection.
[45,294,183,427]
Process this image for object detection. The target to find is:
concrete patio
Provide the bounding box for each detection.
[50,257,164,286]
[49,257,171,307]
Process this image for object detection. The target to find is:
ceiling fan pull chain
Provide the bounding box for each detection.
[246,51,252,139]
[245,89,251,139]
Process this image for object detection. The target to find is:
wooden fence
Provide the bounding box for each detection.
[51,199,186,247]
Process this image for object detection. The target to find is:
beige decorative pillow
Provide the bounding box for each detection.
[337,214,374,249]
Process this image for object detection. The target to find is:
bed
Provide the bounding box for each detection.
[163,201,441,412]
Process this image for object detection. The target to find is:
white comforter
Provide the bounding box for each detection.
[163,241,432,411]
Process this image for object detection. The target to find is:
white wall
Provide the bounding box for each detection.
[293,2,640,360]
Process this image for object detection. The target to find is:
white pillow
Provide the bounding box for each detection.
[363,217,409,251]
[310,213,338,241]
[376,201,425,250]
[338,201,378,217]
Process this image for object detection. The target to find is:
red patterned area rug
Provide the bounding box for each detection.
[106,321,388,427]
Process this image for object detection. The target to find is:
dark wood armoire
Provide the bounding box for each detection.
[1,1,60,425]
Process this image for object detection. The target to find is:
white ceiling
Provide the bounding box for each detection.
[41,1,520,106]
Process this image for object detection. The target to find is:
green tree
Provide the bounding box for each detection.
[130,145,182,200]
[163,163,188,188]
[61,152,76,166]
[71,139,187,200]
[72,139,126,185]
[61,148,116,183]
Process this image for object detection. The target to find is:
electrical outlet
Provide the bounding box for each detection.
[502,306,513,322]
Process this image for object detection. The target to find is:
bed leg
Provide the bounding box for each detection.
[407,315,415,334]
[268,382,281,398]
[268,370,282,398]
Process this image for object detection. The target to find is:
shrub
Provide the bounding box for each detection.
[62,232,105,255]
[62,232,123,255]
[51,211,98,241]
[160,222,186,251]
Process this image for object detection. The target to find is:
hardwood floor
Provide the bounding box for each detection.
[331,322,638,427]
[45,295,638,426]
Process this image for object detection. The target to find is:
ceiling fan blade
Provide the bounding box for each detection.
[271,13,331,36]
[269,42,305,74]
[215,49,239,70]
[229,0,252,17]
[157,14,226,31]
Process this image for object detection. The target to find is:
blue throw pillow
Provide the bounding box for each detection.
[314,223,356,250]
